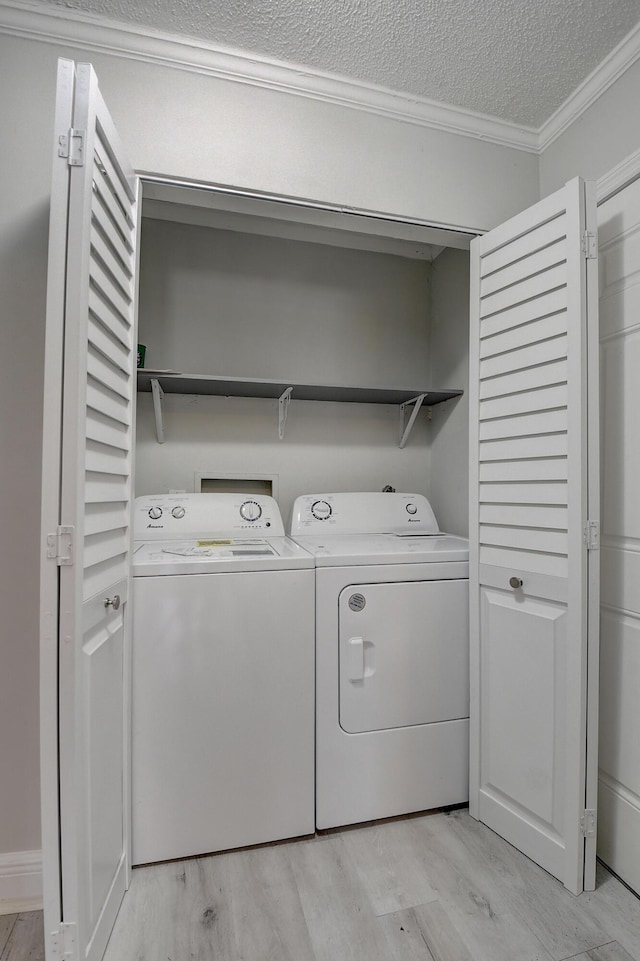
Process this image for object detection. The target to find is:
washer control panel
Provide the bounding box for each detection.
[289,492,440,535]
[134,493,285,539]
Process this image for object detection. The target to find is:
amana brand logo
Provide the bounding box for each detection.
[147,523,163,528]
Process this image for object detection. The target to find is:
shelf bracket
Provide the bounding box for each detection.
[150,378,165,444]
[399,393,427,449]
[278,387,293,440]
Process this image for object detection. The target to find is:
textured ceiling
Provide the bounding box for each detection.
[38,0,640,126]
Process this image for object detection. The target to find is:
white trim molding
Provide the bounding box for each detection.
[0,849,43,916]
[597,145,640,204]
[539,20,640,151]
[3,0,640,156]
[1,3,640,157]
[0,0,539,152]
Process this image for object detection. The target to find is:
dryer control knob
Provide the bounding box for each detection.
[240,500,262,521]
[148,506,163,520]
[311,500,332,521]
[406,503,418,515]
[171,506,186,519]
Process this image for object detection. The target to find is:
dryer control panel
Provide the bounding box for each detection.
[289,492,439,535]
[134,493,285,539]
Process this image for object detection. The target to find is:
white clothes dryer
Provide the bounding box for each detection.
[132,493,314,865]
[290,492,469,830]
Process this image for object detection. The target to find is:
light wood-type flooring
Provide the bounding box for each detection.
[5,809,640,961]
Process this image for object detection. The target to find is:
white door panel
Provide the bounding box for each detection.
[469,177,599,895]
[41,59,138,961]
[597,177,640,894]
[480,587,567,829]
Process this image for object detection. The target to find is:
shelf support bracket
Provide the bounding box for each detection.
[150,378,165,444]
[278,387,293,440]
[399,393,427,449]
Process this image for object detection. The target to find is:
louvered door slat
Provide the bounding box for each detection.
[480,383,568,418]
[479,459,568,483]
[480,238,567,297]
[480,358,568,399]
[480,263,567,318]
[480,287,567,338]
[479,481,568,504]
[480,312,568,358]
[469,177,599,896]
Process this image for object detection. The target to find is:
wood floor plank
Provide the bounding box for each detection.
[407,813,555,961]
[0,917,17,957]
[104,857,223,960]
[0,913,44,961]
[580,864,640,961]
[378,900,473,961]
[105,845,316,961]
[288,834,401,961]
[444,809,617,960]
[338,817,439,916]
[206,844,316,961]
[570,942,637,961]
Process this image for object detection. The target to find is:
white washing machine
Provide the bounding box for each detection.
[290,491,469,830]
[132,493,315,864]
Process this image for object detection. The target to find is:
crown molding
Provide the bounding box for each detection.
[597,144,640,204]
[539,20,640,151]
[0,0,539,152]
[3,0,640,158]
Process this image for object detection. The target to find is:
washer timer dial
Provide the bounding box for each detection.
[171,506,186,519]
[148,506,163,520]
[311,500,332,521]
[240,500,262,522]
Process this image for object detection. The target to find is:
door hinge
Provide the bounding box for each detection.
[584,520,600,550]
[46,526,74,566]
[580,809,596,838]
[581,230,597,259]
[58,128,85,166]
[50,922,78,961]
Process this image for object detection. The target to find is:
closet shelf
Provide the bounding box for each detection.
[136,371,463,446]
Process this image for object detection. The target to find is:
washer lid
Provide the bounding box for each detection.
[290,532,469,566]
[133,535,314,575]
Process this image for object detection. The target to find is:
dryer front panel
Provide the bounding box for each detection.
[338,579,469,734]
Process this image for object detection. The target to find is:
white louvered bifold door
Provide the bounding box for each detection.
[469,178,599,895]
[46,61,139,961]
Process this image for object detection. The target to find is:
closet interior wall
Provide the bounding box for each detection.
[135,212,470,519]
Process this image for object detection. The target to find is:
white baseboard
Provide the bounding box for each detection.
[0,850,42,916]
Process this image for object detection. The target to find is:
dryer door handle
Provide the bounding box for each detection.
[346,636,364,681]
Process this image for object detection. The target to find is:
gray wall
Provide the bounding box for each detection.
[136,218,437,520]
[540,58,640,194]
[427,249,471,537]
[0,15,540,860]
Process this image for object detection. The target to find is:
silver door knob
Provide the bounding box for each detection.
[509,577,523,590]
[104,595,121,610]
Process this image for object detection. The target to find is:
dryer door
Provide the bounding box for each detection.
[339,579,469,734]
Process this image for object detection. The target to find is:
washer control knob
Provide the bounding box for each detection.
[148,506,163,520]
[171,506,185,519]
[311,500,332,521]
[240,500,262,521]
[406,503,418,515]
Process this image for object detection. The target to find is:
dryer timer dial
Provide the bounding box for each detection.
[311,500,332,521]
[171,506,186,519]
[240,500,262,521]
